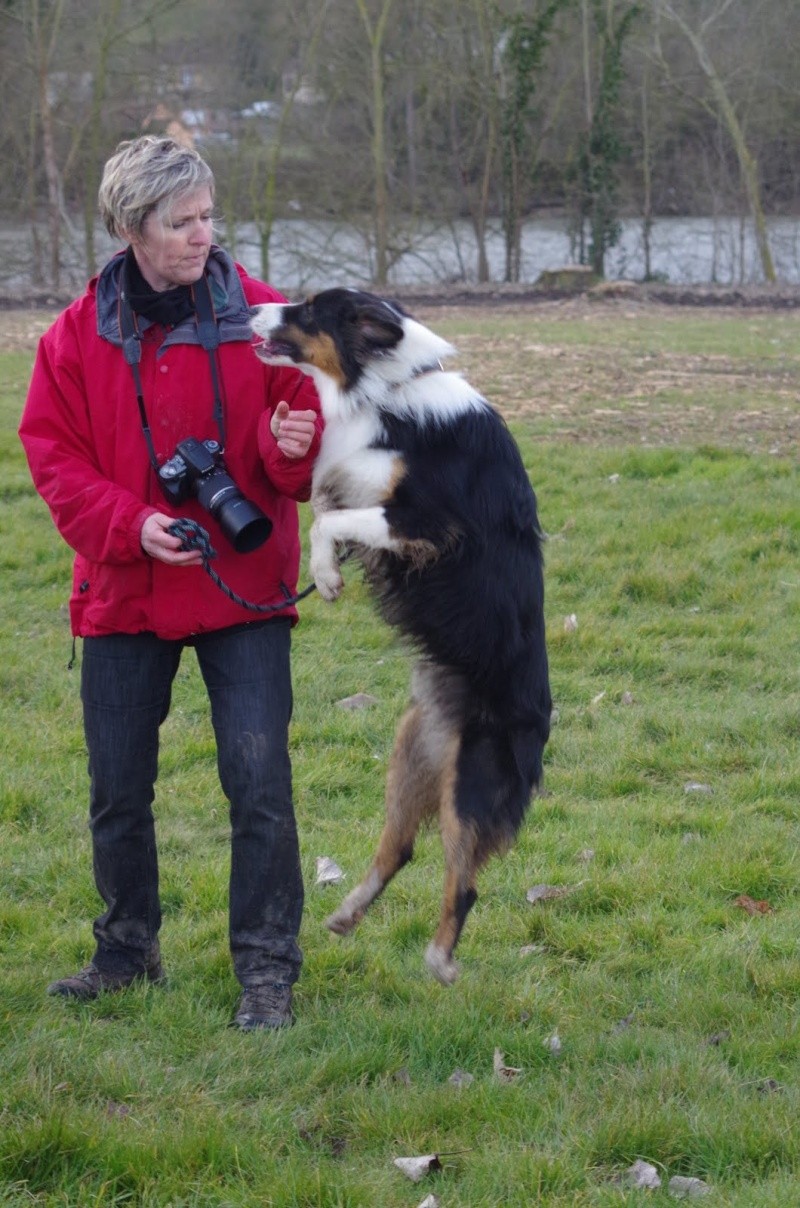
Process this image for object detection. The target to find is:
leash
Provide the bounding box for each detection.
[67,517,321,669]
[168,518,319,613]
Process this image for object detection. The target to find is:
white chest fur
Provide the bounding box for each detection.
[312,412,401,508]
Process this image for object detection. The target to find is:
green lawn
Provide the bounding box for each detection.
[0,304,798,1206]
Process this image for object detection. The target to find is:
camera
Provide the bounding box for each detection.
[158,437,272,553]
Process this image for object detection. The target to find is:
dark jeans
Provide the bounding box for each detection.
[80,622,303,988]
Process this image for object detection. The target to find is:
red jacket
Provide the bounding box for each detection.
[19,248,322,639]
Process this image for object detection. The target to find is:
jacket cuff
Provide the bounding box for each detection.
[257,410,318,501]
[129,506,159,559]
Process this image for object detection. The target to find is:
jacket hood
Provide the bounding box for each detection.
[95,245,254,349]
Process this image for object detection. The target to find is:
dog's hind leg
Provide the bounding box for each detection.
[425,722,527,986]
[424,800,481,986]
[325,701,446,936]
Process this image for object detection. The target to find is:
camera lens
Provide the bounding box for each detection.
[195,477,272,553]
[218,496,273,553]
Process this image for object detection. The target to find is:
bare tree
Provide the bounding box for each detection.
[653,0,776,281]
[570,0,641,278]
[25,0,67,288]
[1,0,188,288]
[78,0,186,276]
[354,0,394,285]
[249,1,330,281]
[437,0,502,282]
[497,0,569,282]
[1,0,799,291]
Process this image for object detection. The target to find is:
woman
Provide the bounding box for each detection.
[19,136,322,1030]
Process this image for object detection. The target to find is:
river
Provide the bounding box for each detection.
[2,214,799,295]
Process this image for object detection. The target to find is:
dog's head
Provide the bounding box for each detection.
[249,288,455,403]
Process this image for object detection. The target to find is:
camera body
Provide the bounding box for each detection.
[158,437,272,553]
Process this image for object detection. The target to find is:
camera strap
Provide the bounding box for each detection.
[118,267,227,472]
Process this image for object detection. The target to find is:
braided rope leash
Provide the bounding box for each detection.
[167,518,318,613]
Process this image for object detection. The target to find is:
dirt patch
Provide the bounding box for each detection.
[0,308,59,352]
[414,295,800,455]
[452,340,799,453]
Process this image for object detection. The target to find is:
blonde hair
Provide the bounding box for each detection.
[98,135,215,240]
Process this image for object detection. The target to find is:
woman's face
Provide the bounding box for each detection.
[129,186,214,291]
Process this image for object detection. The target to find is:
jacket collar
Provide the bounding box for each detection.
[96,245,253,348]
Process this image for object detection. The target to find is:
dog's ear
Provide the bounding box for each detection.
[353,302,404,350]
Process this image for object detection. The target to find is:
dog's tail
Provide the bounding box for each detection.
[453,717,545,860]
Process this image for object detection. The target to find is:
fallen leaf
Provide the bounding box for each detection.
[591,690,606,705]
[563,614,579,632]
[519,943,546,957]
[493,1047,523,1081]
[392,1066,412,1086]
[336,693,378,710]
[734,894,773,915]
[756,1078,783,1094]
[105,1101,131,1119]
[315,856,345,885]
[621,1159,662,1189]
[544,1031,562,1056]
[526,883,578,904]
[393,1154,442,1182]
[668,1175,712,1198]
[706,1029,731,1046]
[416,1197,440,1208]
[611,1010,636,1034]
[447,1068,474,1088]
[620,690,635,705]
[576,848,595,863]
[684,781,713,795]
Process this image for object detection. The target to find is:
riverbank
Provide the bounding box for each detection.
[4,277,800,317]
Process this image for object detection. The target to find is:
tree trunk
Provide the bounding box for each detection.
[640,67,653,280]
[659,0,776,282]
[356,0,393,286]
[33,0,65,289]
[82,0,123,279]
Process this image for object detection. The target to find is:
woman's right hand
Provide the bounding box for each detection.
[140,512,204,565]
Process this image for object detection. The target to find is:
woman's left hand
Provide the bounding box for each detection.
[270,401,318,460]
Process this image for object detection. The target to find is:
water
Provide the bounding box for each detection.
[2,213,799,296]
[231,214,800,293]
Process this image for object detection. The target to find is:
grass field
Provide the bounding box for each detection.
[0,299,798,1206]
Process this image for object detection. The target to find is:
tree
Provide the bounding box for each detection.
[653,0,776,282]
[497,0,569,282]
[570,0,641,278]
[27,0,67,288]
[248,1,330,281]
[355,0,395,285]
[1,0,188,288]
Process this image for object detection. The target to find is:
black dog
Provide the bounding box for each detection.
[251,289,551,983]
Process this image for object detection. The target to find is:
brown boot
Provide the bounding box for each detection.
[233,983,293,1031]
[47,951,165,1000]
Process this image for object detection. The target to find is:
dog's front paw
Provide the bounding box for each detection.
[310,527,343,601]
[311,560,344,601]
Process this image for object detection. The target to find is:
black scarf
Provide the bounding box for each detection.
[123,246,195,327]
